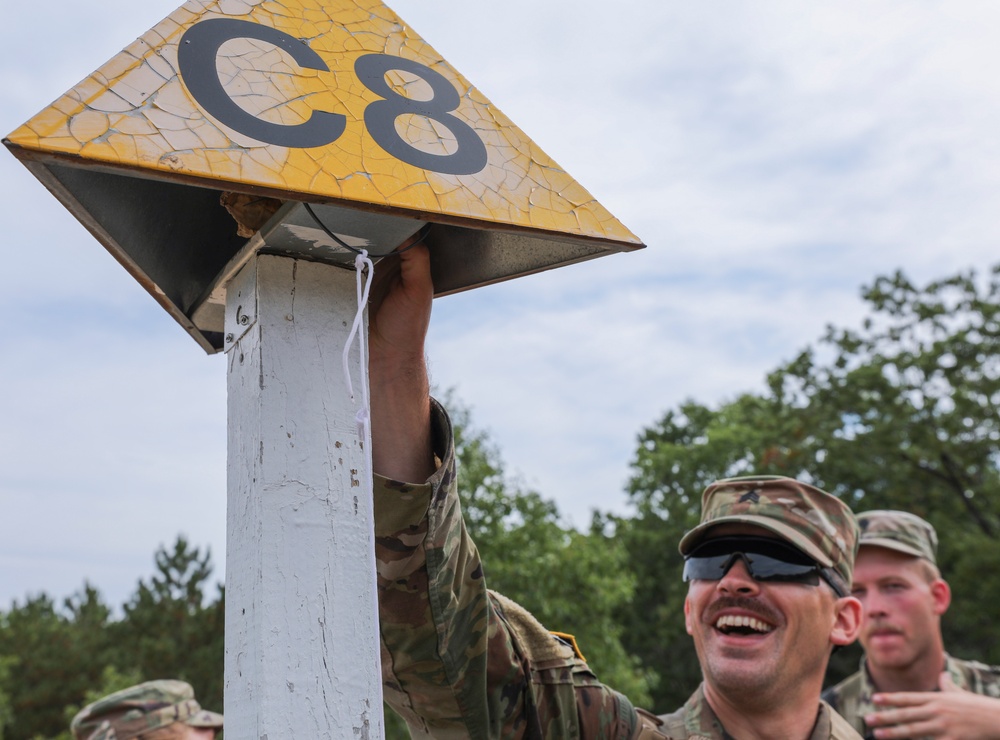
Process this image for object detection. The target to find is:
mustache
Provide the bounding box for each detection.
[705,596,781,626]
[866,620,904,635]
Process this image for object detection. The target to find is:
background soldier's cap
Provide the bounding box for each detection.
[70,679,223,740]
[857,509,938,564]
[678,475,859,592]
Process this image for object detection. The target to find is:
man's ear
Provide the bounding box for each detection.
[684,596,694,636]
[930,578,951,616]
[831,596,862,647]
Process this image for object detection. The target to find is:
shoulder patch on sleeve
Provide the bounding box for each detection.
[550,631,586,662]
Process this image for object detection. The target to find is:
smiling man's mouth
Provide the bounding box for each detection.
[714,614,775,635]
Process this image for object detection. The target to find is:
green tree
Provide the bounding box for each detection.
[0,655,15,740]
[0,586,113,739]
[111,537,225,712]
[769,264,1000,526]
[0,540,224,740]
[52,665,145,740]
[619,263,1000,711]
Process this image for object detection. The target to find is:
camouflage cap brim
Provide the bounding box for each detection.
[858,536,927,560]
[679,515,834,567]
[185,709,224,729]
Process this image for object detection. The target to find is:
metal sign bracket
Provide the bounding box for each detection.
[223,262,258,352]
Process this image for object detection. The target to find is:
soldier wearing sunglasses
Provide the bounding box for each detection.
[658,476,864,738]
[368,244,864,739]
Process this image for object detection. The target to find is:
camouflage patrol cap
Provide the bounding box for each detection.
[857,509,938,564]
[678,475,859,593]
[70,680,223,740]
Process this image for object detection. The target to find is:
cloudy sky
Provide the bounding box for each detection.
[2,0,998,611]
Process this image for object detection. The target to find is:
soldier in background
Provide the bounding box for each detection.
[70,680,223,740]
[824,510,1000,738]
[369,243,864,739]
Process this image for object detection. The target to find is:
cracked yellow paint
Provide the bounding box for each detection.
[6,0,640,245]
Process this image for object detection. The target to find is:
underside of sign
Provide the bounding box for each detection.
[5,0,645,353]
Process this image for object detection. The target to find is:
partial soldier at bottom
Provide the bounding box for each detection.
[70,680,223,740]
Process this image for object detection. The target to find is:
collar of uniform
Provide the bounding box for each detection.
[863,653,968,693]
[859,655,878,696]
[679,684,730,739]
[681,683,849,739]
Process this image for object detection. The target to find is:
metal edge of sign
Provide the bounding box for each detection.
[5,140,646,353]
[4,140,647,253]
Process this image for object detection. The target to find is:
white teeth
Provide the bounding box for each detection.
[714,614,774,633]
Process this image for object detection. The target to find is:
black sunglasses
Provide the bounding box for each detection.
[683,535,846,596]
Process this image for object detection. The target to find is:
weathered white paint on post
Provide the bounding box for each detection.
[224,254,383,739]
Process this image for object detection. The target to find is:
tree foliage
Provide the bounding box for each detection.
[0,586,112,739]
[0,656,13,740]
[112,537,225,711]
[0,539,222,740]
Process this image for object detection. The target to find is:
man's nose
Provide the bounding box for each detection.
[717,555,760,594]
[863,590,889,619]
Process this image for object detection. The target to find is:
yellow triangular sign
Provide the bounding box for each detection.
[6,0,641,246]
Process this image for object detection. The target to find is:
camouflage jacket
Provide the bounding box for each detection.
[657,684,862,739]
[823,654,1000,739]
[374,400,644,739]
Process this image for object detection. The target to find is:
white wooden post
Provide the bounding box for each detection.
[223,254,384,738]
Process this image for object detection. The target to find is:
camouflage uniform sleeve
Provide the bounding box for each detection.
[374,399,639,739]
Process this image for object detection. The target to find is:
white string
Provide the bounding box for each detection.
[343,250,374,438]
